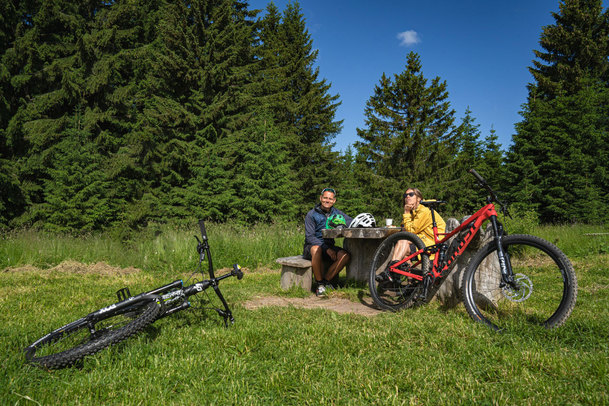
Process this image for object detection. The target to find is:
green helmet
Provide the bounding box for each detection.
[326,214,347,229]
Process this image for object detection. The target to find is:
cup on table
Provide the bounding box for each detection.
[385,218,393,227]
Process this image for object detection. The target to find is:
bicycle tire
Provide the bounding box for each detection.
[461,234,577,330]
[369,231,430,311]
[25,298,161,369]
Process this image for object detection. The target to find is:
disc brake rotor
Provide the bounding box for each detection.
[502,273,533,302]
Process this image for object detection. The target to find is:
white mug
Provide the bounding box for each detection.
[385,218,393,227]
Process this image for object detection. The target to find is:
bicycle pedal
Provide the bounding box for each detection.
[116,287,131,301]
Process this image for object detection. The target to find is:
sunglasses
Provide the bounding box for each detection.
[403,192,416,198]
[321,188,336,195]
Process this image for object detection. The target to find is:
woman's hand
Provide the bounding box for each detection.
[404,202,416,213]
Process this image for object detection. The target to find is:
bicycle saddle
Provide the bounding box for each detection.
[420,200,446,209]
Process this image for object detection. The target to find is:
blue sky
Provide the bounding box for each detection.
[247,0,573,153]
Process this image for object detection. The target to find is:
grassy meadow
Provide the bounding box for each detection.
[1,221,608,405]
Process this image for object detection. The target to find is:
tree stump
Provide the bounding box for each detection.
[277,256,313,291]
[433,217,499,308]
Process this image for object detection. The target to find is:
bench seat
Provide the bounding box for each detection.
[276,255,313,291]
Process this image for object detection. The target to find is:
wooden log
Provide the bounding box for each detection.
[434,217,499,308]
[277,256,313,291]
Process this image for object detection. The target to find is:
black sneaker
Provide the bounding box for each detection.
[322,279,336,291]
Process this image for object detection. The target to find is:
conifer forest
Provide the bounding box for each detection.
[1,0,608,232]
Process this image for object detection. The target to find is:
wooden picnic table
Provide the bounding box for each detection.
[322,227,402,281]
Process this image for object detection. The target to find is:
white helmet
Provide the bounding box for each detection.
[350,213,376,228]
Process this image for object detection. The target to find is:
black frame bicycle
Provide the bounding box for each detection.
[24,220,243,369]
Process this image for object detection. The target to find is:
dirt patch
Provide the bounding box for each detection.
[4,260,141,276]
[244,295,383,317]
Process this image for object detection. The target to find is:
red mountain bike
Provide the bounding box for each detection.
[368,169,577,330]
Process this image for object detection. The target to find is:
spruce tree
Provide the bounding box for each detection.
[2,0,99,228]
[451,108,488,213]
[355,52,459,217]
[333,145,367,217]
[531,0,609,99]
[256,2,342,217]
[507,0,609,223]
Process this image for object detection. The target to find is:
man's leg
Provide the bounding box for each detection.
[310,245,325,283]
[325,249,350,281]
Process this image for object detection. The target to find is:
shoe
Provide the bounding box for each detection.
[322,279,336,291]
[316,284,327,297]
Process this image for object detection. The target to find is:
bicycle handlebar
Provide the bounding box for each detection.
[468,169,510,217]
[469,168,485,184]
[198,219,208,241]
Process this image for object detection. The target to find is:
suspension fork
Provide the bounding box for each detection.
[490,215,514,285]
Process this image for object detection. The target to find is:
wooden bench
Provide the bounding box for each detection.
[277,255,313,291]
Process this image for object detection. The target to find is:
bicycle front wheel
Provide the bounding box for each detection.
[462,234,577,330]
[25,298,161,369]
[369,231,430,311]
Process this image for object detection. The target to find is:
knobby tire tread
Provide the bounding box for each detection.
[28,299,160,369]
[369,231,430,311]
[461,234,577,330]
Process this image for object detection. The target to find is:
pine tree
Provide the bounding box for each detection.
[531,0,609,99]
[256,3,342,217]
[355,52,459,217]
[507,0,609,223]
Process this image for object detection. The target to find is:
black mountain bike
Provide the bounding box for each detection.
[24,220,243,369]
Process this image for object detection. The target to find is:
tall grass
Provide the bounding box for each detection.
[0,222,306,274]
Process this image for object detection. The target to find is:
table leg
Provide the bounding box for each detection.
[343,238,385,282]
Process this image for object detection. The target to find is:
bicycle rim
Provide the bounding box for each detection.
[462,234,577,331]
[369,232,430,311]
[26,299,160,369]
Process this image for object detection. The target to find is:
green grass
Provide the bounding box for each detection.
[0,222,305,273]
[1,224,608,404]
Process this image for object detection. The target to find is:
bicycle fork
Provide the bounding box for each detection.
[490,216,515,288]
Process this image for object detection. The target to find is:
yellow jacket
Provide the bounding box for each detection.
[402,204,446,247]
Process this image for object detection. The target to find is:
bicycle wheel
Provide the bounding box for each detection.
[369,231,430,311]
[25,297,161,369]
[462,234,577,331]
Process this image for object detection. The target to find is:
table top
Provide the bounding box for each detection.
[322,227,402,239]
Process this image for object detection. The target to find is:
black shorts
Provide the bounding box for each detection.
[302,243,347,261]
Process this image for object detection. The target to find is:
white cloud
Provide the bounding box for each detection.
[397,30,421,46]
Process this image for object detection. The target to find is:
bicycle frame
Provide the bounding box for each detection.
[112,220,242,325]
[389,201,508,286]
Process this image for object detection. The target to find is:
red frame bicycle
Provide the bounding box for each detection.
[368,169,577,330]
[389,199,497,285]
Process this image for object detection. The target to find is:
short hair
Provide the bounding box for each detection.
[320,187,336,197]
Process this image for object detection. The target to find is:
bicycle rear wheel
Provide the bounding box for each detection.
[369,232,430,311]
[462,234,577,330]
[25,298,160,369]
